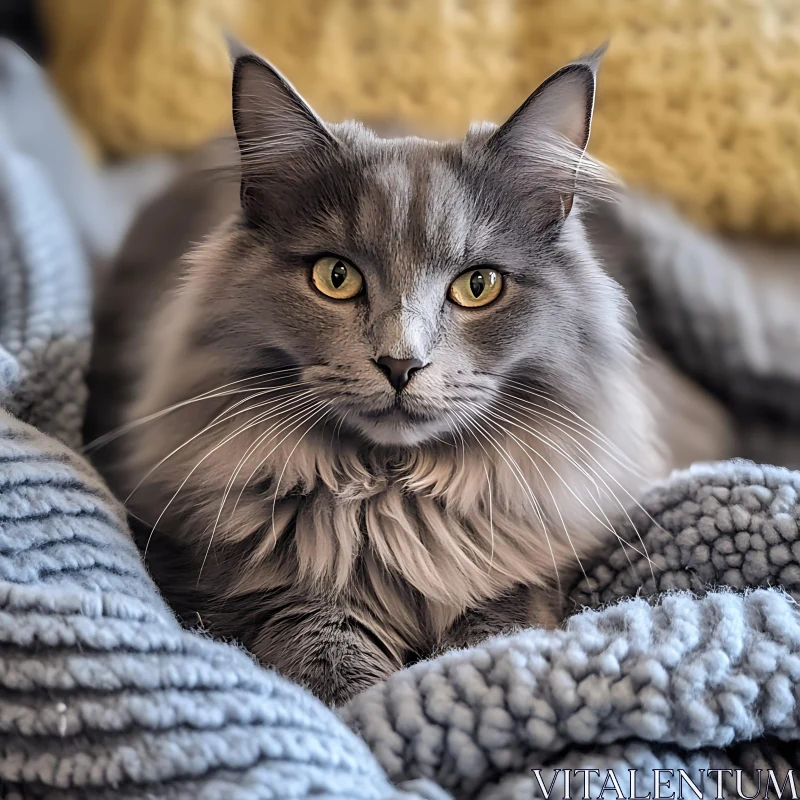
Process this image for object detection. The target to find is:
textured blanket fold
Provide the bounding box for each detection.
[346,590,800,796]
[1,37,800,800]
[344,463,800,798]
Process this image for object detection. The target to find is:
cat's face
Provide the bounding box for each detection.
[195,49,633,449]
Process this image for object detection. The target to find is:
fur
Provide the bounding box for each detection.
[88,50,666,704]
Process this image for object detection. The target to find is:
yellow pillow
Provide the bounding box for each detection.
[41,0,800,236]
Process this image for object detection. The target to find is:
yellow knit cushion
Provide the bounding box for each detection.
[41,0,800,236]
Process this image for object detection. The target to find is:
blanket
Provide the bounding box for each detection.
[1,38,800,800]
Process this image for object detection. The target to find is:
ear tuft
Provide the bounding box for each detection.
[224,32,250,63]
[575,41,609,75]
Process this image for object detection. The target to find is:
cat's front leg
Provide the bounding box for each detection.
[432,584,564,655]
[222,590,404,706]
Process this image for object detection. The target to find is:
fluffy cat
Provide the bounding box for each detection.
[89,47,689,705]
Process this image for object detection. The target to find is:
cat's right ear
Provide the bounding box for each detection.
[231,48,338,217]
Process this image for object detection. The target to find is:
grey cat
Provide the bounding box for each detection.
[86,47,730,705]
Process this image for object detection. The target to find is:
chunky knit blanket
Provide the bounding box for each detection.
[2,38,800,800]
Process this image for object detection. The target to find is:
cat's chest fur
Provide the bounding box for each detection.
[142,425,587,663]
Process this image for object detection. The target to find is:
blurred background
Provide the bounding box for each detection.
[4,1,800,227]
[0,0,799,270]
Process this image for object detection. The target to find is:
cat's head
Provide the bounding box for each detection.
[189,47,639,450]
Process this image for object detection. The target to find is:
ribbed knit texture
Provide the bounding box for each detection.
[41,0,800,236]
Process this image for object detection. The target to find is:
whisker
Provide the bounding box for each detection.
[502,414,639,577]
[495,386,649,482]
[492,401,654,581]
[443,408,468,477]
[268,403,333,547]
[477,409,589,586]
[127,385,318,505]
[482,458,495,576]
[494,397,619,521]
[222,396,328,527]
[329,410,348,449]
[198,396,326,565]
[206,386,290,426]
[84,366,306,452]
[489,374,645,474]
[496,392,665,544]
[454,400,562,597]
[142,395,319,558]
[198,400,332,585]
[143,391,321,555]
[493,392,605,489]
[219,396,329,522]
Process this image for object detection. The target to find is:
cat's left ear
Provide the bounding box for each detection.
[488,45,606,218]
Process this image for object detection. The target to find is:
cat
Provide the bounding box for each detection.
[86,46,731,705]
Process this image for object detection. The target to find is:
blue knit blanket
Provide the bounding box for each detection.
[1,39,799,799]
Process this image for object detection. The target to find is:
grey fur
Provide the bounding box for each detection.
[89,51,669,705]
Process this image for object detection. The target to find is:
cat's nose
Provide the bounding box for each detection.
[375,356,425,392]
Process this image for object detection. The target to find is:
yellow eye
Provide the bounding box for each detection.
[312,257,363,300]
[448,268,503,308]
